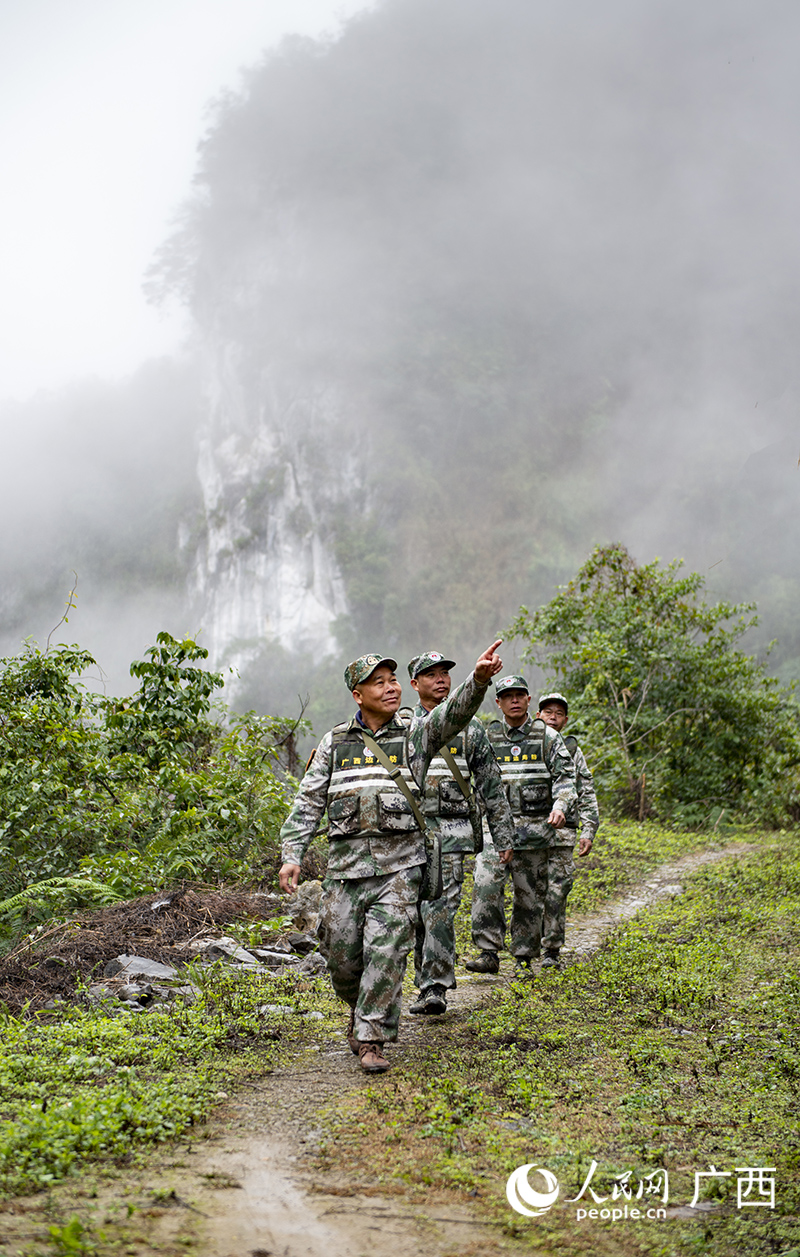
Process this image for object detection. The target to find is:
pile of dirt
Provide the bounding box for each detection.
[0,886,289,1014]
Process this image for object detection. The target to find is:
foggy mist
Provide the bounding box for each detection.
[3,0,799,719]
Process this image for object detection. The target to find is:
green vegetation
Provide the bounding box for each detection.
[324,832,800,1257]
[0,966,338,1197]
[453,819,747,957]
[510,543,800,827]
[0,632,299,934]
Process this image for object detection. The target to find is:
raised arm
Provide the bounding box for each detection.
[413,640,504,777]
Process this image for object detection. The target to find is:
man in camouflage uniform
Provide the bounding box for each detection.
[466,675,576,975]
[406,651,515,1016]
[537,692,600,969]
[279,640,503,1074]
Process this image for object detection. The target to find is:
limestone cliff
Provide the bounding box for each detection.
[185,341,351,675]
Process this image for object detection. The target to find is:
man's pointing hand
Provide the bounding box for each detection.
[474,639,503,685]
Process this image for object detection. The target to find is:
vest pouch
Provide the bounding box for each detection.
[378,791,418,832]
[327,794,361,837]
[438,777,470,818]
[519,782,552,817]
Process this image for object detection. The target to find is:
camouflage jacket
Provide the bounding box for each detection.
[488,714,577,850]
[561,740,600,844]
[280,672,491,879]
[413,703,515,854]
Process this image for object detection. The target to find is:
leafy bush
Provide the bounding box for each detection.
[509,543,800,825]
[0,632,303,933]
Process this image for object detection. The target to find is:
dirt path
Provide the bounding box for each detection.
[150,843,751,1257]
[0,844,755,1257]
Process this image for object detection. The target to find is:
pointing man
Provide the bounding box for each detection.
[279,640,504,1074]
[466,674,576,974]
[407,652,515,1016]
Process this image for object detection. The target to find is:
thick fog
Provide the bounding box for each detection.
[2,0,799,712]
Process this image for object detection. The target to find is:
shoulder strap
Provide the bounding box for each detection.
[439,744,472,805]
[360,729,427,832]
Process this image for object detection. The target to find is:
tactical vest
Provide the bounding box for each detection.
[326,717,422,840]
[487,718,552,818]
[422,732,471,822]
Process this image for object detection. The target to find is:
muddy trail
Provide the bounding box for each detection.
[0,844,756,1257]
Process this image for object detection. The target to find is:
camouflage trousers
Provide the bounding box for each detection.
[318,864,422,1044]
[471,841,548,959]
[541,835,576,952]
[414,853,465,993]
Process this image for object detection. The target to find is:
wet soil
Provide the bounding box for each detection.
[0,844,757,1257]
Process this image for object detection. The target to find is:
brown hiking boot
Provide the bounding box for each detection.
[358,1042,390,1073]
[465,950,499,974]
[346,1007,359,1055]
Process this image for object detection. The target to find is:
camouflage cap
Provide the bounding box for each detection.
[344,653,398,691]
[538,691,569,715]
[407,650,456,679]
[495,674,530,695]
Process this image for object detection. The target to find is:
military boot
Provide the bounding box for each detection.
[358,1042,390,1073]
[409,985,447,1015]
[541,949,561,970]
[465,950,499,974]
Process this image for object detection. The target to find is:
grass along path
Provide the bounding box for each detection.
[325,831,799,1257]
[0,822,783,1257]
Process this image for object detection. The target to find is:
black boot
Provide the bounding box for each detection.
[464,950,499,974]
[409,984,447,1015]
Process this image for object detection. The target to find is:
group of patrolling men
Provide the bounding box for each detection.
[279,639,599,1074]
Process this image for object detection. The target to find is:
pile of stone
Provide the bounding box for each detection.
[79,880,326,1014]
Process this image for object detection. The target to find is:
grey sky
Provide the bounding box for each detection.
[0,0,370,401]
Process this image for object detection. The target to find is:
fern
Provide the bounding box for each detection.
[0,876,122,920]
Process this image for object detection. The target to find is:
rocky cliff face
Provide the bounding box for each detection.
[185,341,352,675]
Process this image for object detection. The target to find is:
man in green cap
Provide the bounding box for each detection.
[407,652,515,1015]
[537,692,600,969]
[466,674,576,974]
[279,639,504,1074]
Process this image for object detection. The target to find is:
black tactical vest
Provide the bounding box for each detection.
[487,718,552,818]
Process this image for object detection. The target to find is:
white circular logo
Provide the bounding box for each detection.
[511,744,521,756]
[506,1164,560,1217]
[429,651,442,660]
